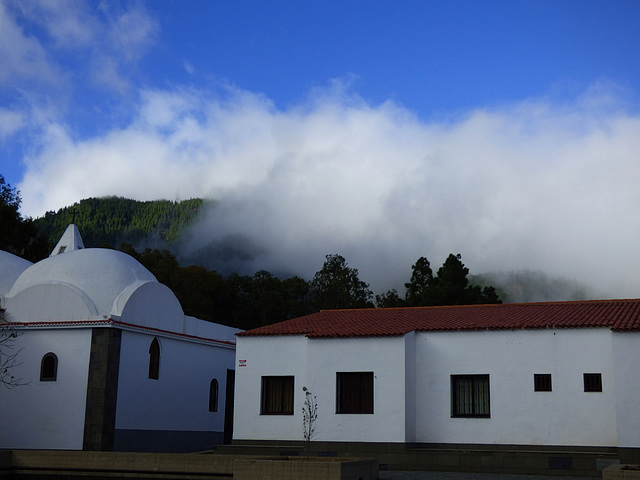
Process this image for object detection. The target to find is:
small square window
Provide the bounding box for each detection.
[261,376,294,415]
[584,373,602,392]
[534,374,552,392]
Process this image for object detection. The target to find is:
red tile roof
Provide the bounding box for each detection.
[237,299,640,338]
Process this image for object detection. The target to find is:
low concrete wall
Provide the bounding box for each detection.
[222,440,621,476]
[233,457,378,480]
[3,450,238,478]
[604,464,640,480]
[0,450,378,479]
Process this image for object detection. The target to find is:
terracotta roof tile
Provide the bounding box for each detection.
[237,299,640,338]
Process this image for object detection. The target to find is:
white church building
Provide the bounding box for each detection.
[234,301,640,458]
[0,224,241,452]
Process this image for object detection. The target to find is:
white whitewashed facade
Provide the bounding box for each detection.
[0,225,241,452]
[234,304,640,449]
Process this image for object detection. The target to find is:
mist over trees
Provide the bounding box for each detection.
[471,270,594,304]
[377,254,501,307]
[2,191,597,330]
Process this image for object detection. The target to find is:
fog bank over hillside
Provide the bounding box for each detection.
[18,83,640,301]
[471,271,598,304]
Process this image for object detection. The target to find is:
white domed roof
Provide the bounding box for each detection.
[8,248,158,316]
[0,251,33,299]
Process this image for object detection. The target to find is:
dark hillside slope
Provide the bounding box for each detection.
[34,197,205,250]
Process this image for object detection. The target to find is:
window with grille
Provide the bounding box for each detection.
[584,373,602,392]
[451,374,490,418]
[534,374,552,392]
[40,352,58,381]
[336,372,374,414]
[261,376,294,415]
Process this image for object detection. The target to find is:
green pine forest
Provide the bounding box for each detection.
[35,196,206,249]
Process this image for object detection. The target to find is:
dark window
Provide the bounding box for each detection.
[336,372,374,414]
[148,338,160,380]
[451,374,490,417]
[584,373,602,392]
[209,379,219,412]
[534,374,552,392]
[40,352,58,381]
[261,376,294,415]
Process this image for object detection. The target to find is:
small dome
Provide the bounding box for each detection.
[0,251,33,299]
[8,248,158,316]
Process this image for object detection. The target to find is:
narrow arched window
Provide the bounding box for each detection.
[148,338,160,380]
[209,379,219,412]
[40,353,58,381]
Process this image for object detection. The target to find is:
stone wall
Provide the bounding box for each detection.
[83,327,122,451]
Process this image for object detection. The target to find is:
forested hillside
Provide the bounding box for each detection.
[34,197,206,250]
[24,194,504,329]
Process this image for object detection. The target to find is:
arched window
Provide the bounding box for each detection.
[209,379,219,412]
[40,353,58,381]
[148,338,160,380]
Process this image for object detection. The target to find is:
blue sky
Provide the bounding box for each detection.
[2,0,640,297]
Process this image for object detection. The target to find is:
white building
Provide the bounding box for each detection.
[0,224,241,452]
[234,301,640,451]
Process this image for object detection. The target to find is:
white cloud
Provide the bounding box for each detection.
[0,108,24,139]
[11,0,97,48]
[0,1,63,86]
[0,0,158,94]
[105,4,158,62]
[17,83,640,299]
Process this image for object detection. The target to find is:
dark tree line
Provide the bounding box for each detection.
[117,249,499,329]
[0,175,49,262]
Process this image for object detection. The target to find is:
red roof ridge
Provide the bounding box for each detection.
[239,298,640,338]
[369,298,640,311]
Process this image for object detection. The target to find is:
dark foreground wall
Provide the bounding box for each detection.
[0,450,235,479]
[114,429,223,453]
[0,450,378,480]
[222,440,635,477]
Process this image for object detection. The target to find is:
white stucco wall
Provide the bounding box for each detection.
[0,328,92,449]
[115,330,235,434]
[414,328,617,446]
[404,331,417,443]
[233,335,308,441]
[233,335,408,442]
[236,327,625,447]
[612,331,640,447]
